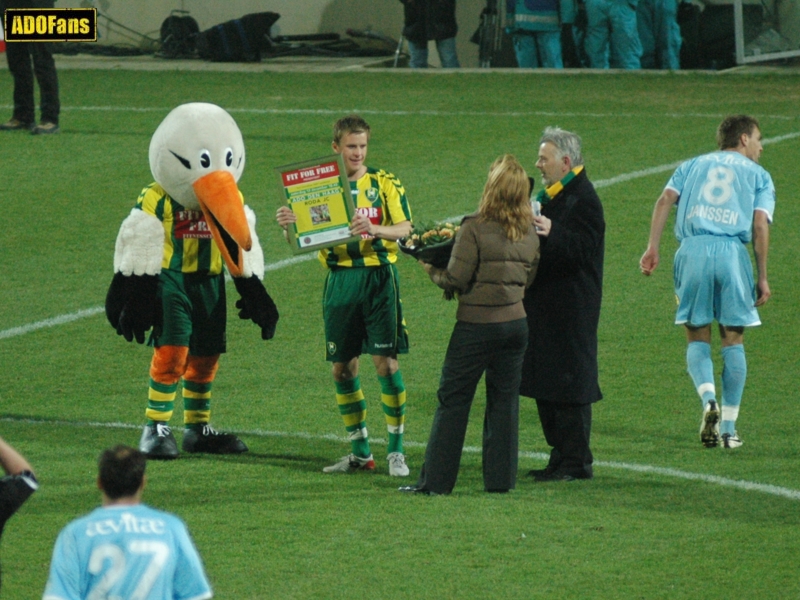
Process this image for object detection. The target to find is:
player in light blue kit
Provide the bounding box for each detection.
[43,445,212,600]
[640,115,774,449]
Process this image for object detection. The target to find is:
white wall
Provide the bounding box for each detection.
[61,0,488,67]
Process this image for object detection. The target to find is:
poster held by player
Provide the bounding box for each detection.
[276,154,361,254]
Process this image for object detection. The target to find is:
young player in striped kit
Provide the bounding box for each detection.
[640,115,775,449]
[277,115,413,476]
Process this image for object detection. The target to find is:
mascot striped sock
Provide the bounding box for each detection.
[687,341,716,408]
[146,345,188,424]
[183,381,211,431]
[335,376,370,458]
[378,371,406,454]
[146,380,177,424]
[720,344,746,436]
[182,355,218,431]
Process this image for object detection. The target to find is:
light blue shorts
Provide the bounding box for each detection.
[673,235,760,328]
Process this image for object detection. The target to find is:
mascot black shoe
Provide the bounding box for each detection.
[139,423,179,460]
[182,425,248,454]
[106,103,279,458]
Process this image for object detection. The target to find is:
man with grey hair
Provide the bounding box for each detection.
[520,126,605,482]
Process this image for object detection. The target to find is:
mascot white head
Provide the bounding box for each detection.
[149,102,251,276]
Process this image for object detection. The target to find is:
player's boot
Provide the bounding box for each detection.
[721,432,743,449]
[182,424,248,454]
[139,422,179,459]
[322,454,376,473]
[699,400,721,448]
[387,452,410,477]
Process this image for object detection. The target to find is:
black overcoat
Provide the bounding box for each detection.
[520,169,605,405]
[400,0,458,43]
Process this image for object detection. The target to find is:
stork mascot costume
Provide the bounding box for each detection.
[106,102,279,459]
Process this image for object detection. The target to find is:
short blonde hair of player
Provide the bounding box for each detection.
[478,154,533,242]
[333,114,371,144]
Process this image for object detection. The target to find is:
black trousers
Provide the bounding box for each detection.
[535,399,594,478]
[417,318,528,494]
[4,39,60,124]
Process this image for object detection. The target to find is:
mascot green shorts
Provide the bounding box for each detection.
[149,270,227,356]
[322,263,409,363]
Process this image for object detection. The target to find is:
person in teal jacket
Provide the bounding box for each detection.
[506,0,577,68]
[637,0,681,69]
[584,0,642,69]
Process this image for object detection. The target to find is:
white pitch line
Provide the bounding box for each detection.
[592,130,800,189]
[3,416,798,501]
[2,130,798,342]
[0,307,105,340]
[1,104,798,121]
[596,459,800,501]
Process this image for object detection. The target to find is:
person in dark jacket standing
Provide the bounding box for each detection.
[0,0,61,134]
[400,0,461,68]
[400,155,539,495]
[0,435,38,593]
[521,126,604,482]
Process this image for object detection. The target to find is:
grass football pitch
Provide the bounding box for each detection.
[1,66,799,599]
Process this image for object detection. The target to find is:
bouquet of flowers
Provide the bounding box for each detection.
[399,221,460,269]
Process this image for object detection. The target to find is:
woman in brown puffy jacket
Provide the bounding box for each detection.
[400,154,539,495]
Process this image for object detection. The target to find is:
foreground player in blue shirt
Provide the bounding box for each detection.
[43,445,212,600]
[640,115,774,449]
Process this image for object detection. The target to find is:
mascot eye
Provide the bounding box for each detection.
[225,148,234,167]
[169,150,191,169]
[200,150,211,169]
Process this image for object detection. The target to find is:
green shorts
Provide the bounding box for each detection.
[149,270,227,356]
[322,264,409,363]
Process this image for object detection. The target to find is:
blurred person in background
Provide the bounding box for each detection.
[400,0,461,68]
[636,0,681,69]
[506,0,577,68]
[0,0,60,133]
[583,0,642,68]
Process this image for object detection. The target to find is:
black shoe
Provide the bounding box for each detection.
[0,118,34,131]
[182,425,248,454]
[139,423,179,460]
[534,469,593,482]
[527,465,558,478]
[31,121,59,135]
[398,485,439,496]
[486,489,509,494]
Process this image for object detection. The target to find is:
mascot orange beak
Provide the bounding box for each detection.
[192,171,252,278]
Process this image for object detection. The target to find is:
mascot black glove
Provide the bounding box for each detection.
[233,275,279,340]
[105,272,161,344]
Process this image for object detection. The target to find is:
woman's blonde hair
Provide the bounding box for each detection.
[478,154,533,241]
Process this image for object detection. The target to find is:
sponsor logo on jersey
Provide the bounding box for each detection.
[85,512,167,537]
[174,210,214,239]
[4,8,97,42]
[355,206,382,239]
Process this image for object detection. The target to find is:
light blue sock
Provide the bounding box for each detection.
[720,344,746,436]
[687,341,716,408]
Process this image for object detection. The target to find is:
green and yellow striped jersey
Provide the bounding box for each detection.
[136,182,243,275]
[319,167,412,269]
